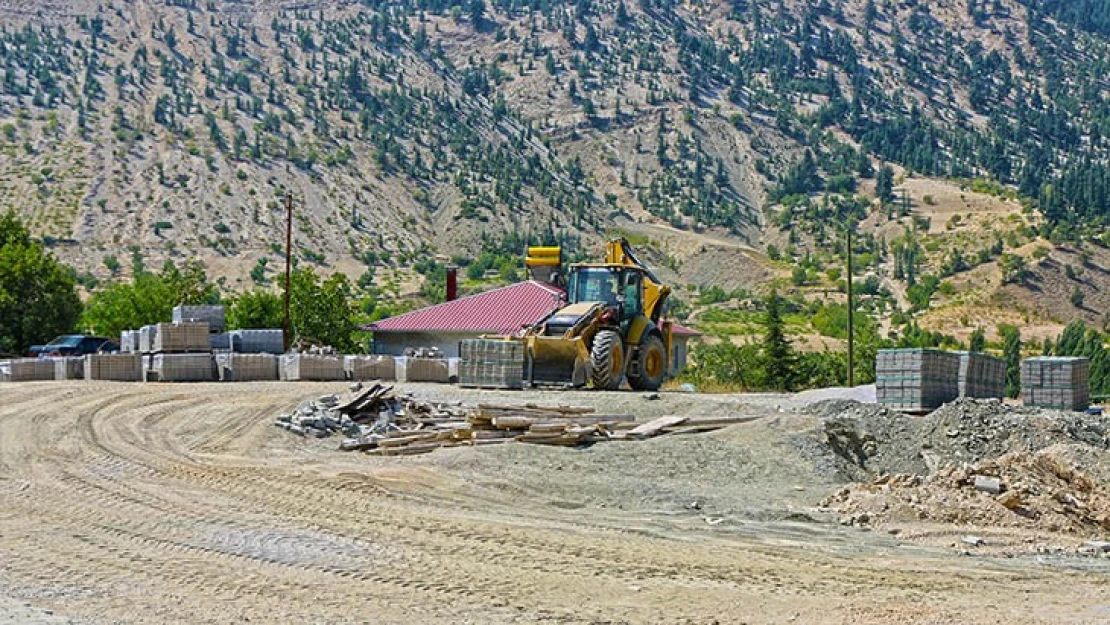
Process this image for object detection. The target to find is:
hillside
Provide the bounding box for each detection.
[0,0,1107,342]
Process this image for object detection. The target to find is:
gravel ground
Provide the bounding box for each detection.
[2,381,1108,624]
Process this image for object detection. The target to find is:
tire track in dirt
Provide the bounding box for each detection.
[1,382,1107,624]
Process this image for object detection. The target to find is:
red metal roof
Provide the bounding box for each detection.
[366,281,566,335]
[671,323,701,337]
[365,280,702,337]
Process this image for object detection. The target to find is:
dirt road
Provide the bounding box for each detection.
[1,382,1107,624]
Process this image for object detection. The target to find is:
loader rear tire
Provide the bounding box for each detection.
[629,334,667,391]
[590,330,624,390]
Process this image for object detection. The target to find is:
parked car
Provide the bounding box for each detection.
[28,335,119,358]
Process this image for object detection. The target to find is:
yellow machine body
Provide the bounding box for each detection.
[504,239,674,390]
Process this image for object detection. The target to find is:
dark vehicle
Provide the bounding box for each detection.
[28,335,119,358]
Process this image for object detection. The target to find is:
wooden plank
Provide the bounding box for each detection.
[471,430,517,440]
[477,403,595,415]
[527,422,570,433]
[674,415,764,428]
[491,415,535,430]
[377,432,440,448]
[626,416,689,439]
[335,383,391,413]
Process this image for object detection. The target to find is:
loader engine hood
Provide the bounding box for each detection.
[543,302,604,337]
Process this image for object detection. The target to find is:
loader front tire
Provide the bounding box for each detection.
[590,330,624,390]
[629,334,667,391]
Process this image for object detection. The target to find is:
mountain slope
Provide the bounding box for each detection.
[0,0,1107,336]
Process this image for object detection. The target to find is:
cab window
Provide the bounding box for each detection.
[622,272,643,319]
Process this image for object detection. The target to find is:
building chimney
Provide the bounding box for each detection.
[446,265,458,301]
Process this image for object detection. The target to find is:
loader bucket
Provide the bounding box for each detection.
[527,336,588,387]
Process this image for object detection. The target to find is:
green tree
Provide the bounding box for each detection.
[1000,324,1022,399]
[226,288,284,330]
[1070,285,1085,308]
[288,267,360,352]
[999,253,1029,284]
[467,0,486,26]
[876,165,895,204]
[0,211,82,353]
[968,327,986,353]
[761,291,796,391]
[82,261,217,338]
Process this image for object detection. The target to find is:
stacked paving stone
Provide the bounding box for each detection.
[119,330,140,354]
[876,348,961,412]
[53,357,84,381]
[146,320,215,382]
[4,358,56,381]
[459,339,525,389]
[85,353,143,381]
[1021,356,1090,411]
[279,353,345,381]
[172,305,226,333]
[345,355,396,381]
[215,353,279,381]
[396,357,451,383]
[229,329,284,354]
[957,352,1006,399]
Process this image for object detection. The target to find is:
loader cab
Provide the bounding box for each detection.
[567,266,644,324]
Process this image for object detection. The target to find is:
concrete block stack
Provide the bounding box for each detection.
[209,333,234,352]
[85,353,143,381]
[396,357,451,383]
[119,330,140,354]
[229,329,284,354]
[345,355,396,381]
[53,357,84,381]
[150,353,216,382]
[5,358,56,381]
[215,353,279,381]
[144,319,215,382]
[876,348,960,412]
[459,339,525,389]
[1021,357,1090,411]
[151,322,211,353]
[173,305,226,334]
[957,352,1006,399]
[137,325,154,354]
[279,353,345,381]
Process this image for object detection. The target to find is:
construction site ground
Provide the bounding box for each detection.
[1,382,1108,624]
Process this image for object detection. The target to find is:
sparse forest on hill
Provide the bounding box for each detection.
[0,0,1108,371]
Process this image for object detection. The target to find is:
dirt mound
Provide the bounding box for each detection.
[821,445,1110,538]
[799,398,1110,480]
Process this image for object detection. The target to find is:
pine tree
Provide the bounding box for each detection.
[969,327,985,353]
[876,165,895,204]
[1001,325,1022,399]
[762,291,796,391]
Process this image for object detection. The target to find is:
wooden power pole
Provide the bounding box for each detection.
[846,225,855,387]
[283,192,293,353]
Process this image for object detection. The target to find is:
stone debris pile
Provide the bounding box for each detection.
[274,383,465,439]
[806,397,1110,547]
[822,446,1110,540]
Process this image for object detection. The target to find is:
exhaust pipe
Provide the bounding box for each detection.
[446,265,458,301]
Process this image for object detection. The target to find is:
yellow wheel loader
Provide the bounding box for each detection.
[520,239,673,390]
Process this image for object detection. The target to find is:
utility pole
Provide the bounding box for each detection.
[846,225,855,387]
[283,192,293,353]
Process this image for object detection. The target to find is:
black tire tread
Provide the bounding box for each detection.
[590,330,623,390]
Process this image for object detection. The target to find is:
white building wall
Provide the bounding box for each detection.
[372,332,487,359]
